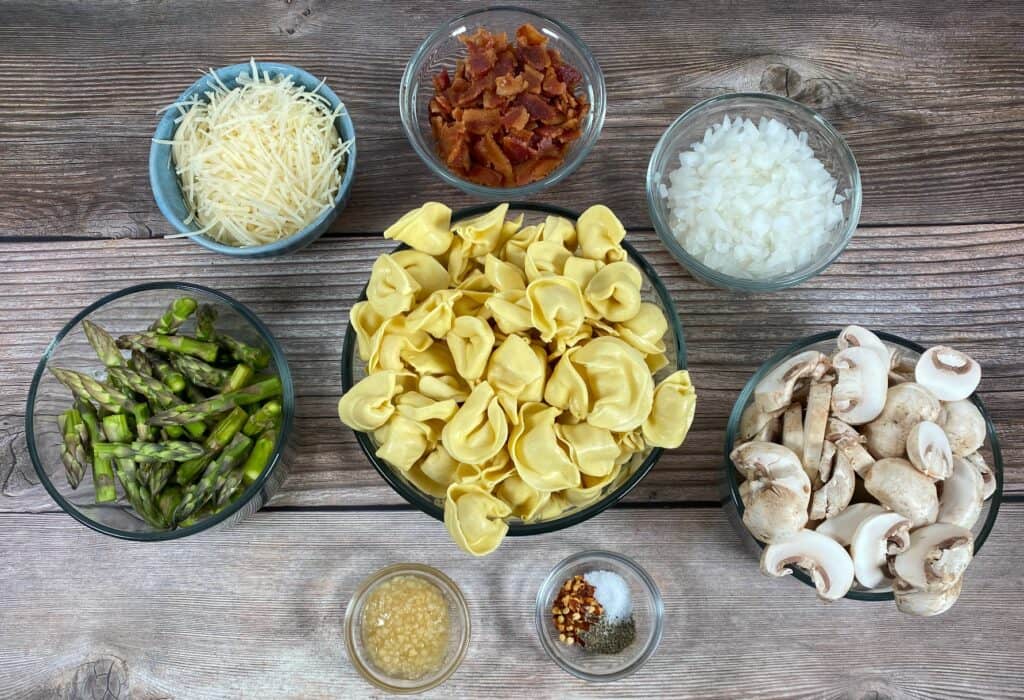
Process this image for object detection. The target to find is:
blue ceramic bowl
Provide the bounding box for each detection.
[149,61,357,257]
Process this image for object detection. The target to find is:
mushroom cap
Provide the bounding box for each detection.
[964,451,996,500]
[760,529,855,601]
[850,512,911,589]
[837,325,892,368]
[937,456,985,529]
[905,420,954,480]
[816,502,887,547]
[831,346,888,425]
[825,418,875,475]
[863,383,941,458]
[915,346,981,402]
[733,441,811,543]
[755,350,830,414]
[863,457,939,528]
[739,402,782,443]
[893,522,974,592]
[939,399,986,457]
[731,441,806,483]
[894,576,963,617]
[809,447,855,521]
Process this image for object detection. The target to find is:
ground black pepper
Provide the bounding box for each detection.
[579,616,636,654]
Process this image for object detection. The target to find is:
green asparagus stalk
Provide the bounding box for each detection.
[78,400,117,502]
[58,408,89,489]
[107,367,178,409]
[242,428,277,484]
[221,364,254,393]
[216,468,246,508]
[169,353,230,389]
[129,349,154,377]
[178,503,215,528]
[185,384,207,404]
[242,400,282,437]
[215,333,270,370]
[49,367,136,414]
[117,332,219,363]
[131,401,159,442]
[150,296,198,335]
[172,433,252,525]
[148,461,175,495]
[175,407,248,485]
[145,351,187,394]
[194,304,217,342]
[102,414,164,528]
[148,377,283,426]
[92,440,207,463]
[157,485,184,524]
[82,320,126,368]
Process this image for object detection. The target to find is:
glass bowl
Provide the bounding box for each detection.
[344,563,470,694]
[646,93,861,292]
[340,202,686,536]
[149,61,357,258]
[535,550,664,682]
[25,282,295,540]
[399,6,606,199]
[722,330,1003,601]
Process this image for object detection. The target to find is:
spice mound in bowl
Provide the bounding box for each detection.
[551,571,635,654]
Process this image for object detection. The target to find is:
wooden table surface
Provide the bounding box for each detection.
[1,1,1022,698]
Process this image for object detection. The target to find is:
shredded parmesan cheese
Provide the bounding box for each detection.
[161,59,352,247]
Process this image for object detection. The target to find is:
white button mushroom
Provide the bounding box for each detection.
[915,346,981,401]
[809,445,855,521]
[754,350,830,414]
[781,403,803,457]
[862,383,941,458]
[863,457,939,528]
[816,502,887,547]
[893,522,974,593]
[939,399,986,457]
[964,451,996,500]
[893,576,963,617]
[905,420,954,480]
[830,346,889,426]
[732,441,811,544]
[825,418,875,476]
[802,380,834,479]
[937,456,985,529]
[739,402,782,444]
[849,512,911,589]
[837,325,892,368]
[760,528,855,602]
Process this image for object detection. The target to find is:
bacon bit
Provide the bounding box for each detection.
[430,23,589,187]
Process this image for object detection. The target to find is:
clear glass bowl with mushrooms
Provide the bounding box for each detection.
[722,327,1003,615]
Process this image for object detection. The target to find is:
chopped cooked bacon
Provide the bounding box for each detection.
[431,23,588,187]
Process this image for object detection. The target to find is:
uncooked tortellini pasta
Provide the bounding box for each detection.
[338,203,697,556]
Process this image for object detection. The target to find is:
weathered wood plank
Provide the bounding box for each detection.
[0,506,1021,699]
[1,0,1022,239]
[1,227,1021,513]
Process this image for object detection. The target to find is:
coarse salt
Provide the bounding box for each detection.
[584,570,632,623]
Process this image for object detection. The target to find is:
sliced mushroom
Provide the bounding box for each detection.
[810,446,855,520]
[850,512,911,589]
[830,347,888,425]
[862,383,941,458]
[816,502,887,547]
[760,528,855,601]
[887,350,917,384]
[782,403,803,457]
[964,451,996,500]
[893,576,963,617]
[732,441,811,543]
[863,457,939,527]
[825,418,875,476]
[837,325,892,368]
[915,346,981,402]
[939,399,986,457]
[755,350,830,414]
[937,456,985,529]
[739,402,782,443]
[905,420,954,480]
[802,380,833,479]
[892,522,974,592]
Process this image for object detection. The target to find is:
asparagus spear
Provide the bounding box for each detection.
[172,433,252,525]
[131,401,159,442]
[215,468,245,508]
[175,407,248,485]
[101,414,163,528]
[215,333,270,370]
[169,353,230,389]
[58,408,89,488]
[157,485,184,524]
[129,349,154,377]
[106,367,204,439]
[148,461,174,495]
[78,401,117,503]
[82,320,126,368]
[150,296,198,335]
[242,400,282,437]
[117,332,219,363]
[178,503,215,528]
[145,351,187,394]
[92,440,207,463]
[49,367,136,414]
[194,304,217,342]
[148,377,283,426]
[221,364,254,393]
[242,428,277,484]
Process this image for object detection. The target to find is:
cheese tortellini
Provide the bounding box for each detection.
[338,203,698,556]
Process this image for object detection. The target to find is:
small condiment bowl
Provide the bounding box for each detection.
[149,61,357,258]
[344,563,470,694]
[535,550,664,682]
[646,92,861,291]
[399,6,606,199]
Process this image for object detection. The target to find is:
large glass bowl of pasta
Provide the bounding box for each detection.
[340,202,694,555]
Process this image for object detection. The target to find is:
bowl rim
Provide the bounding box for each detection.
[722,329,1004,601]
[398,5,607,199]
[25,281,295,541]
[148,60,358,257]
[343,562,471,694]
[645,91,862,292]
[340,202,686,535]
[533,549,664,682]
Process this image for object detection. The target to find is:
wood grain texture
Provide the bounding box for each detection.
[1,0,1023,239]
[0,506,1022,699]
[2,226,1022,513]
